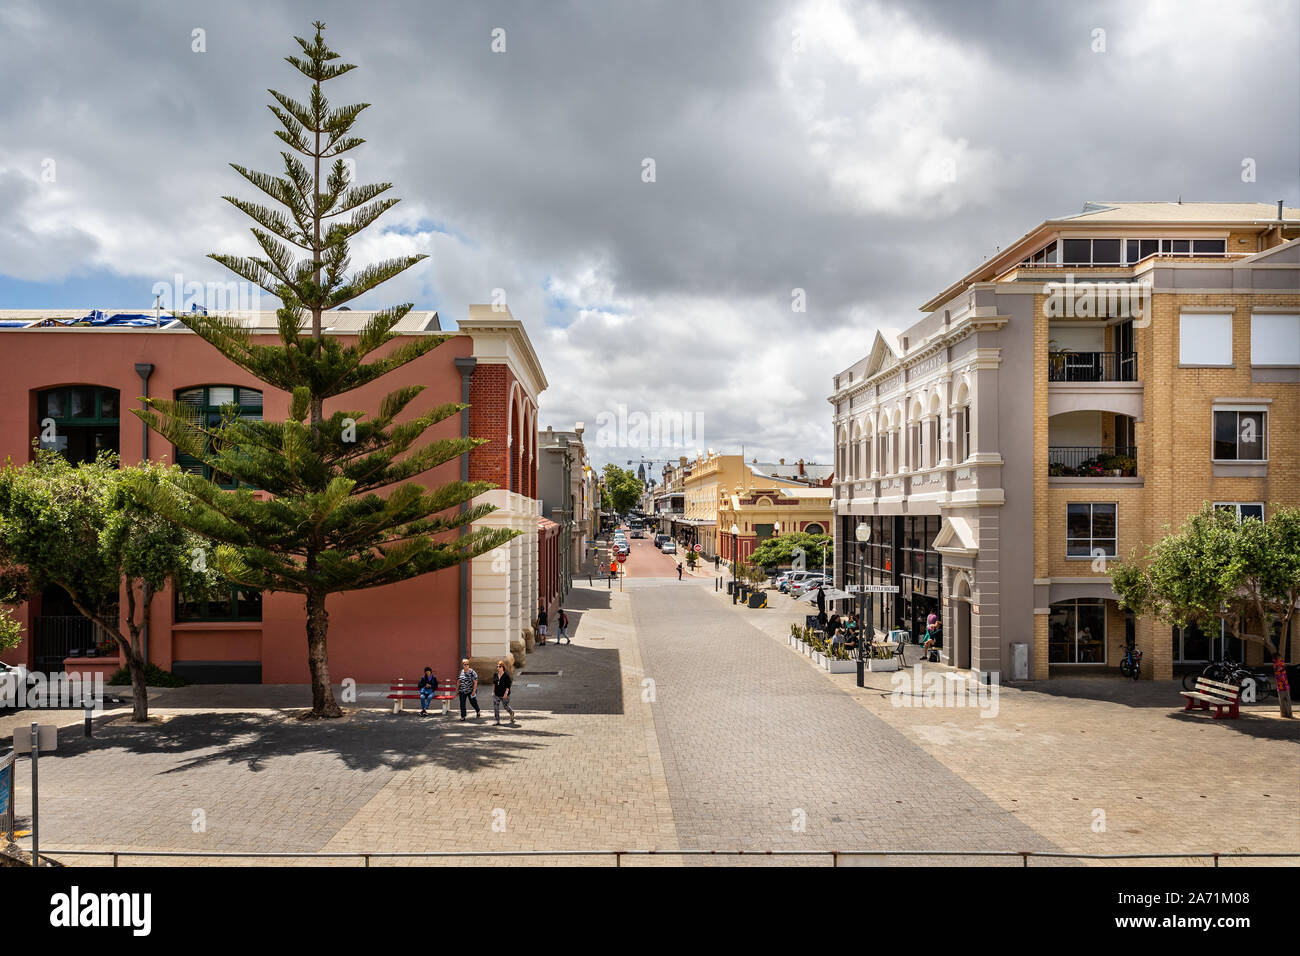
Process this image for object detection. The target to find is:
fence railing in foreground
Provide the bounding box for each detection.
[41,848,1300,867]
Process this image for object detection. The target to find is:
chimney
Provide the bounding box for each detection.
[798,458,806,476]
[1279,199,1286,221]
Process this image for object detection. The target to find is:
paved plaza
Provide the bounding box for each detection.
[5,536,1297,866]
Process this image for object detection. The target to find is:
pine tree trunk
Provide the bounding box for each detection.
[306,588,341,717]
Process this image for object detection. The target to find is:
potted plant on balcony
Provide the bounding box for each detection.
[1079,458,1107,478]
[1048,462,1066,478]
[1111,454,1136,477]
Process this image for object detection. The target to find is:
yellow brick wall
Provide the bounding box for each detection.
[1046,486,1146,578]
[1037,288,1300,673]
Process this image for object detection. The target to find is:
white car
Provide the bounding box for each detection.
[789,576,829,599]
[0,662,34,709]
[780,571,821,593]
[660,541,677,555]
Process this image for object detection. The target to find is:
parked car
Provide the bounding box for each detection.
[0,662,35,709]
[780,571,821,593]
[654,534,670,549]
[789,576,829,599]
[613,540,630,556]
[660,541,677,555]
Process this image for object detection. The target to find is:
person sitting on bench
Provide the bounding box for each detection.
[417,667,438,716]
[922,613,942,661]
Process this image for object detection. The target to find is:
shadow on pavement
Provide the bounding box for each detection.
[42,708,577,776]
[1024,679,1299,741]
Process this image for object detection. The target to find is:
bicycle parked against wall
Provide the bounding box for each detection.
[1119,638,1142,680]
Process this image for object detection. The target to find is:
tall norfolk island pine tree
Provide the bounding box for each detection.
[131,22,516,717]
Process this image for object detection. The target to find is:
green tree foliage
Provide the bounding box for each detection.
[600,464,642,514]
[748,531,833,572]
[130,22,516,718]
[0,451,215,721]
[1112,504,1300,717]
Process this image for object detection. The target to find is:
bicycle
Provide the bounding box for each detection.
[1181,658,1253,692]
[1119,639,1142,680]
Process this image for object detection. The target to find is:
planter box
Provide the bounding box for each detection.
[868,657,900,672]
[824,658,856,674]
[814,652,826,667]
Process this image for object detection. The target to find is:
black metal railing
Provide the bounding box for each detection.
[1048,351,1137,382]
[1048,446,1138,477]
[33,615,114,671]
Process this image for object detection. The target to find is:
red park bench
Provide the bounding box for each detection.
[1178,676,1241,719]
[389,678,457,715]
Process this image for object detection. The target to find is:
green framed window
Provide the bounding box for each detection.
[175,386,263,487]
[175,585,262,623]
[37,386,121,465]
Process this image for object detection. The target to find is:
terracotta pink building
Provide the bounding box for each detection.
[0,305,547,684]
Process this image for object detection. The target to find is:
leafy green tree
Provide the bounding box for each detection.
[1112,504,1299,718]
[749,531,832,572]
[0,452,215,721]
[600,464,642,514]
[130,22,516,718]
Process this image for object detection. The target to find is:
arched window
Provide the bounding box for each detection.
[175,385,263,488]
[805,523,824,535]
[37,386,120,465]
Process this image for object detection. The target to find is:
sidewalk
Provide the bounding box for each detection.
[703,580,1300,861]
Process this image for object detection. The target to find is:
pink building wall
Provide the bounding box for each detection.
[0,326,488,684]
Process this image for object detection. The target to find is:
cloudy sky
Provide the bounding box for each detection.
[1,0,1297,470]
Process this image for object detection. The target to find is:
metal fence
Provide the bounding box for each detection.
[1048,350,1137,382]
[1048,445,1138,477]
[38,848,1300,867]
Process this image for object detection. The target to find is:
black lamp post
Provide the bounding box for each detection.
[854,521,871,687]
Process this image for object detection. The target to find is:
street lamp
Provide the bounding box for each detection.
[854,522,871,631]
[853,522,872,687]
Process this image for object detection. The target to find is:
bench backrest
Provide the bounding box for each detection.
[1194,677,1240,701]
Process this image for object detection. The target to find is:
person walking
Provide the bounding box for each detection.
[676,562,683,581]
[536,603,549,646]
[557,608,571,644]
[457,659,480,720]
[417,666,438,717]
[492,661,516,726]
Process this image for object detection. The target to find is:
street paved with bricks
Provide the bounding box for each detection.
[6,553,1296,866]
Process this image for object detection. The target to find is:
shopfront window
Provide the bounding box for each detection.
[1048,599,1107,663]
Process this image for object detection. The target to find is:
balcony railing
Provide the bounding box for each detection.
[1048,445,1137,478]
[1048,351,1137,383]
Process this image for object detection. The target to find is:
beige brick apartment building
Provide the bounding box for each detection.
[831,202,1299,680]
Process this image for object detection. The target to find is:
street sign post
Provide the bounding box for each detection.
[13,723,55,867]
[693,544,702,553]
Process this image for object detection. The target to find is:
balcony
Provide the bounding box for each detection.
[1048,350,1137,383]
[1048,445,1137,478]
